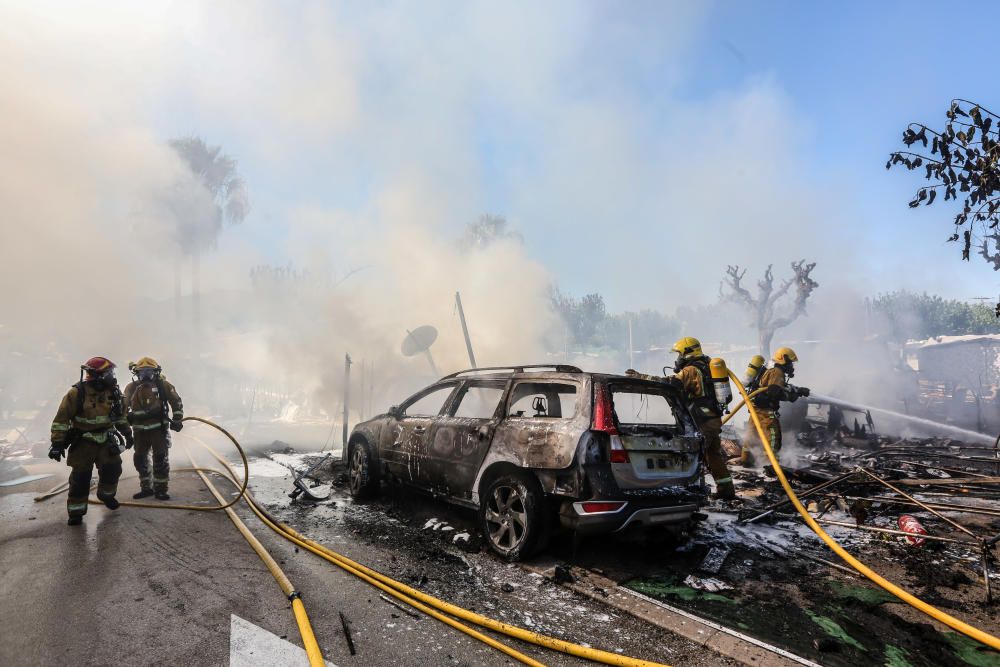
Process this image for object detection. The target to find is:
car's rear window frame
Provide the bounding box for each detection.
[611,386,679,427]
[604,378,694,432]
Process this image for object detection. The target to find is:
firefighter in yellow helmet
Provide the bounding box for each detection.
[49,357,133,525]
[743,347,810,465]
[626,336,736,500]
[123,357,184,500]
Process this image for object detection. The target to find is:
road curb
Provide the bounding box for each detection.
[522,563,818,667]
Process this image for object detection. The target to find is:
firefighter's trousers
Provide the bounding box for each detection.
[66,440,122,518]
[133,428,171,492]
[699,417,735,499]
[742,410,782,465]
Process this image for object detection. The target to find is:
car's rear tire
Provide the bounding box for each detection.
[348,440,379,500]
[479,470,549,560]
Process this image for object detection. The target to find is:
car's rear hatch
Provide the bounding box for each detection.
[594,378,702,490]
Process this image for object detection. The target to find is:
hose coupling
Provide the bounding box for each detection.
[288,591,302,601]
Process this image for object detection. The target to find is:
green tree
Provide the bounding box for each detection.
[549,289,679,352]
[599,309,679,352]
[871,291,1000,340]
[549,288,609,348]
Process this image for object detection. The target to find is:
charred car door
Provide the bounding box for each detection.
[424,379,508,499]
[380,382,458,485]
[491,380,582,469]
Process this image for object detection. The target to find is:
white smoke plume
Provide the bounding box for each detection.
[2,1,990,445]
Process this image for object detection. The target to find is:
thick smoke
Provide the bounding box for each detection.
[2,2,991,447]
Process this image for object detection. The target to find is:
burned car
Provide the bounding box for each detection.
[346,365,707,559]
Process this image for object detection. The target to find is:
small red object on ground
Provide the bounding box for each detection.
[898,514,928,546]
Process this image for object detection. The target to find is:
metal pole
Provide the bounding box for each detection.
[342,354,352,460]
[424,349,440,378]
[455,291,477,368]
[627,318,634,370]
[359,359,366,421]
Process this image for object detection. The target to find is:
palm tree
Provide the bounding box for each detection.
[167,137,249,327]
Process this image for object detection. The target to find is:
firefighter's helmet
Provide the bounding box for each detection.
[82,357,116,382]
[130,357,161,372]
[671,336,703,359]
[772,347,799,365]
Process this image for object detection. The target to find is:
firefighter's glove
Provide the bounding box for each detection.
[126,413,137,425]
[797,386,811,398]
[48,445,66,462]
[124,434,134,450]
[169,419,183,432]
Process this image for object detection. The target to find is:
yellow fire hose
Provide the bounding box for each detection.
[116,417,250,511]
[728,370,1000,651]
[193,439,672,667]
[33,417,324,667]
[194,450,545,667]
[183,438,547,666]
[185,449,325,667]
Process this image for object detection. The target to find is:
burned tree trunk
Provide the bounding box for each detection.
[760,328,776,357]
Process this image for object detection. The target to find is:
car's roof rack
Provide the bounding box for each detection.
[442,364,583,379]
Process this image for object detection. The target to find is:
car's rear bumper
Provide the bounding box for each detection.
[558,499,700,535]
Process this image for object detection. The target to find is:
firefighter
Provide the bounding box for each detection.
[123,357,184,500]
[742,347,810,465]
[48,357,133,525]
[626,336,736,500]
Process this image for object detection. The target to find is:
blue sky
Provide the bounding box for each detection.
[140,1,1000,310]
[673,1,1000,297]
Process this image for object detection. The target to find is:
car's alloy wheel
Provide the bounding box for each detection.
[480,471,549,560]
[485,482,529,552]
[348,442,378,499]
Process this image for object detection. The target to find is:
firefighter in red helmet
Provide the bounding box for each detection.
[49,357,133,525]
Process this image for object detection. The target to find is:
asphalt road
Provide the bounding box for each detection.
[0,454,736,667]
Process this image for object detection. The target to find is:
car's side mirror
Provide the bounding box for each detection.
[387,405,402,419]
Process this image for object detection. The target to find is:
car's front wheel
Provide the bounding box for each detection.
[348,440,379,500]
[479,470,549,560]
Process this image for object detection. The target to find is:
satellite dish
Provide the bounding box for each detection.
[401,325,438,357]
[401,325,440,377]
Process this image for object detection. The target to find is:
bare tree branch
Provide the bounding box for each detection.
[721,265,754,307]
[720,260,819,355]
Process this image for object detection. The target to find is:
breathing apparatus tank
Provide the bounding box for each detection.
[743,354,766,390]
[709,358,733,413]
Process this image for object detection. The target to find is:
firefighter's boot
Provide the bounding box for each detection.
[97,492,120,510]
